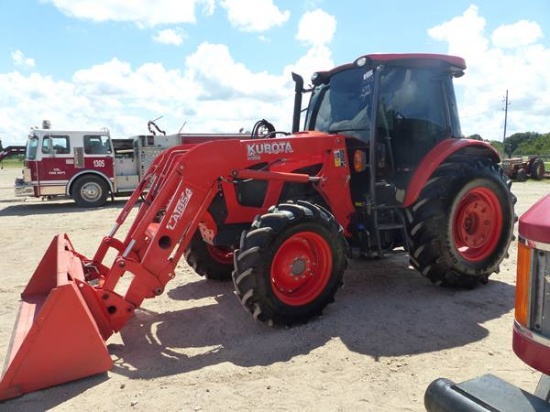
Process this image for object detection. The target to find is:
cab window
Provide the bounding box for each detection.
[84,135,111,155]
[42,135,70,155]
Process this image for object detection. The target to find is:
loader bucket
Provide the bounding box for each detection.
[0,234,113,401]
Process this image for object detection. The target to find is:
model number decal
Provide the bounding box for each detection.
[246,141,293,160]
[166,187,193,230]
[333,149,346,167]
[93,159,105,168]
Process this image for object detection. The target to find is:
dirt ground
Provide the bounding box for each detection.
[0,165,547,412]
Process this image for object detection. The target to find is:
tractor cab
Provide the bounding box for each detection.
[301,54,465,188]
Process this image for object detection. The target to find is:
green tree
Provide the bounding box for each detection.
[488,140,504,156]
[504,132,542,156]
[515,132,550,154]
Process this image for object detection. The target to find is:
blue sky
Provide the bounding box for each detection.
[1,0,549,145]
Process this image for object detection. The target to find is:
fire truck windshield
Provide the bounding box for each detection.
[26,136,39,160]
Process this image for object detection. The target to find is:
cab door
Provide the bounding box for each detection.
[81,134,115,181]
[37,134,74,195]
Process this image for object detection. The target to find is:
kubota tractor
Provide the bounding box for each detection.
[0,53,516,400]
[424,192,550,411]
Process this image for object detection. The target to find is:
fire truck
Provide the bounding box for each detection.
[14,121,244,207]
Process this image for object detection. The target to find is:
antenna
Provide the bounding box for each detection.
[178,121,187,134]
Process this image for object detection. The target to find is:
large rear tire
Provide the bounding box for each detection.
[185,232,234,281]
[405,157,516,287]
[529,158,545,180]
[233,201,348,326]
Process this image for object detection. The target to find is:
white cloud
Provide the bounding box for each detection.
[220,0,290,32]
[43,0,215,27]
[296,9,336,46]
[492,20,543,49]
[0,42,293,145]
[428,5,550,140]
[11,50,35,68]
[0,7,335,145]
[284,45,334,85]
[185,42,288,101]
[153,28,186,46]
[428,5,488,58]
[284,9,336,87]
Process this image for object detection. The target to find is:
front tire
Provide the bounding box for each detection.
[406,157,516,287]
[72,175,109,208]
[233,201,348,326]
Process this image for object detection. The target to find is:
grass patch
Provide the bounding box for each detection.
[0,158,24,169]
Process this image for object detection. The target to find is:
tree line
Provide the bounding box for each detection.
[468,132,550,158]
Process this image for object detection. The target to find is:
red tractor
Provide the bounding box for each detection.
[0,53,516,399]
[502,155,546,182]
[425,193,550,411]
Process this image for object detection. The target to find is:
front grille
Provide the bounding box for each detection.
[530,249,550,338]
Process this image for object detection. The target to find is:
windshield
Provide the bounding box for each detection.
[305,64,460,143]
[26,136,39,160]
[305,67,375,139]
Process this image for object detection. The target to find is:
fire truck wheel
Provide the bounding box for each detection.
[72,175,110,208]
[232,201,347,326]
[184,232,234,281]
[405,156,516,288]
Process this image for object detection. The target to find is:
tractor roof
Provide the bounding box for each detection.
[360,53,466,70]
[312,53,466,84]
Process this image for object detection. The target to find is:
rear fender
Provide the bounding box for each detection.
[402,139,501,208]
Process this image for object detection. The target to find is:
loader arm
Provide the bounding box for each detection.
[0,134,354,400]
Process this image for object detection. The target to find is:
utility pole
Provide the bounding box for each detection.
[502,90,510,156]
[502,89,510,140]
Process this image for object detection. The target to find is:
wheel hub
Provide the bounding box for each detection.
[82,184,100,201]
[459,201,491,247]
[290,257,307,276]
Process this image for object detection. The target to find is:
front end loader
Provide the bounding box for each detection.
[0,53,516,400]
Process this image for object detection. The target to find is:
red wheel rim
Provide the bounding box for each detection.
[453,187,503,262]
[206,244,233,265]
[271,231,333,306]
